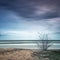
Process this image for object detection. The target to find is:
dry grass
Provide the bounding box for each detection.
[1,48,57,60]
[0,48,39,60]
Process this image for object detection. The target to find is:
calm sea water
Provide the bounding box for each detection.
[0,40,60,50]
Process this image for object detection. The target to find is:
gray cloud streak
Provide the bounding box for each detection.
[0,0,60,20]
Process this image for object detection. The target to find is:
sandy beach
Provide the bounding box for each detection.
[0,48,40,60]
[0,48,60,60]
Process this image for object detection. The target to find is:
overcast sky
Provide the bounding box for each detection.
[0,0,60,40]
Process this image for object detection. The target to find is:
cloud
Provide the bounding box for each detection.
[0,29,60,40]
[0,34,3,36]
[0,30,39,40]
[0,0,60,40]
[46,18,60,32]
[0,0,60,20]
[54,32,60,34]
[0,33,6,36]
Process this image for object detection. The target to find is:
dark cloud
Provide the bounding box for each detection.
[0,0,60,20]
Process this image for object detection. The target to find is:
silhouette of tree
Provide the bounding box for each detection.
[38,32,52,51]
[36,32,53,59]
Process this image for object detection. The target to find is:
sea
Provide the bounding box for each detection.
[0,40,60,50]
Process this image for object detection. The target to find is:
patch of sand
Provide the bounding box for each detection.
[0,48,39,60]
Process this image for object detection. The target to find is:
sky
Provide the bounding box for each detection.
[0,0,60,40]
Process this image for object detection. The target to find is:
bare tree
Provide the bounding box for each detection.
[32,33,53,60]
[36,32,53,59]
[38,32,52,51]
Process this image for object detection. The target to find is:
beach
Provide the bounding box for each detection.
[0,48,39,60]
[0,48,60,60]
